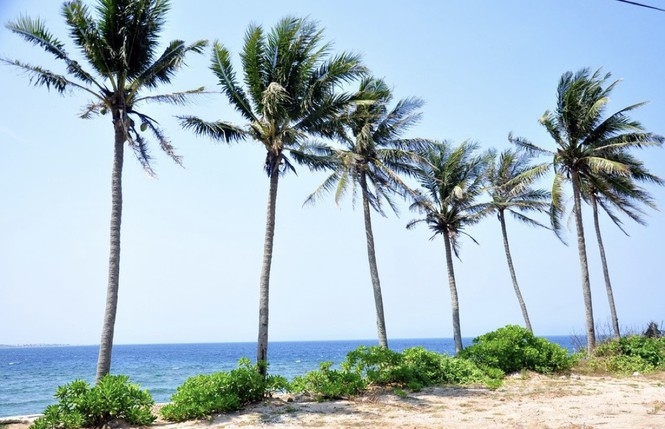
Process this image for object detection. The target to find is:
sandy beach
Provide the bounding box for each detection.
[3,372,664,429]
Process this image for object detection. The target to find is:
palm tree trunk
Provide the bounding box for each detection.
[96,117,125,382]
[443,232,463,354]
[359,173,388,348]
[591,194,620,338]
[257,154,281,377]
[498,210,533,333]
[571,172,596,354]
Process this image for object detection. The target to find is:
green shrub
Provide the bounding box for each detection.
[341,346,502,389]
[617,335,665,368]
[460,325,573,374]
[160,358,267,422]
[341,346,405,385]
[588,335,665,374]
[30,375,155,429]
[265,374,290,396]
[289,361,366,400]
[437,354,504,386]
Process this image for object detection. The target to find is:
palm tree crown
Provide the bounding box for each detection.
[408,141,489,253]
[180,16,365,174]
[482,148,550,227]
[3,0,206,382]
[4,0,206,174]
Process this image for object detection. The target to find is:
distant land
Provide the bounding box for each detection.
[0,344,70,349]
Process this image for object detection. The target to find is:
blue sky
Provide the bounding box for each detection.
[0,0,663,345]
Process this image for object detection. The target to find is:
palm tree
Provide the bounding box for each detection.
[581,153,664,338]
[178,17,365,375]
[511,68,663,354]
[479,148,550,333]
[407,141,490,354]
[3,0,206,381]
[304,77,429,348]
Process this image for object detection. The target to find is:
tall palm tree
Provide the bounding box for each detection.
[511,68,663,354]
[178,17,365,375]
[479,148,550,333]
[581,152,663,338]
[3,0,206,381]
[407,141,490,354]
[304,77,429,348]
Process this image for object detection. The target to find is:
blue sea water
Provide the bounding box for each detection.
[0,336,575,418]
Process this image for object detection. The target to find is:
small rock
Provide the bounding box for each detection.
[632,371,641,377]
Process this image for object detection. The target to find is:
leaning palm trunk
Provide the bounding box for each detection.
[591,195,621,338]
[498,211,533,333]
[257,154,281,377]
[359,174,389,348]
[443,232,463,354]
[571,173,596,354]
[96,115,126,382]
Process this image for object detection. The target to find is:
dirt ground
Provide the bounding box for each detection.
[3,373,664,429]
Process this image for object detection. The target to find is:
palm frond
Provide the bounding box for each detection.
[585,156,631,175]
[240,24,267,112]
[135,87,206,105]
[79,100,107,118]
[178,115,246,143]
[211,41,257,122]
[507,210,550,229]
[1,58,91,95]
[508,132,552,156]
[288,141,339,172]
[7,13,101,89]
[97,0,170,79]
[550,171,567,243]
[303,170,344,207]
[139,116,183,166]
[125,129,156,177]
[132,39,207,92]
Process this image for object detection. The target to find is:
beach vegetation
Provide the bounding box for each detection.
[30,375,155,429]
[160,358,273,422]
[582,333,665,374]
[289,346,503,400]
[342,345,502,389]
[289,361,367,401]
[459,325,574,374]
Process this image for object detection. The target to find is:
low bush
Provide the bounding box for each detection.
[30,375,155,429]
[616,335,665,368]
[160,358,268,422]
[289,361,366,400]
[460,325,573,374]
[341,346,409,386]
[341,346,502,390]
[586,334,665,374]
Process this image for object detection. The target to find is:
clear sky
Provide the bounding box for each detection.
[0,0,663,346]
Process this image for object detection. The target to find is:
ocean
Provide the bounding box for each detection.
[0,336,575,418]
